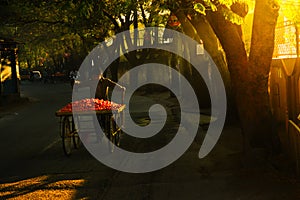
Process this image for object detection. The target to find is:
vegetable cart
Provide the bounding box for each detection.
[55,98,125,156]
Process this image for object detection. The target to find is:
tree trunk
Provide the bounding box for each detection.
[190,15,230,86]
[206,0,280,153]
[206,8,250,129]
[247,0,280,151]
[174,10,211,108]
[190,15,233,113]
[206,8,258,153]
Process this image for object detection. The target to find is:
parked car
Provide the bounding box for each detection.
[30,70,42,81]
[20,70,30,81]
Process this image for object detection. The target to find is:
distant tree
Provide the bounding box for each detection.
[0,1,110,71]
[0,0,170,80]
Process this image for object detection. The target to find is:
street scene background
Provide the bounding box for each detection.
[0,81,299,199]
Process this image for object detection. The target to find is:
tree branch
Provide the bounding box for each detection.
[140,3,148,25]
[102,10,120,32]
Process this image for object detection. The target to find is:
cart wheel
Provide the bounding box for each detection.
[109,116,116,153]
[71,117,81,149]
[73,132,81,149]
[113,119,121,147]
[62,116,72,156]
[109,132,115,153]
[115,114,122,147]
[115,129,121,147]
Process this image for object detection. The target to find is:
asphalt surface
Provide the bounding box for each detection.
[0,81,300,200]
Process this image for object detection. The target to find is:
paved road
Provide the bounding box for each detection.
[0,81,300,199]
[0,81,114,199]
[0,81,181,199]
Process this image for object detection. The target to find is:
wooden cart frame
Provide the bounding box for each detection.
[55,105,125,156]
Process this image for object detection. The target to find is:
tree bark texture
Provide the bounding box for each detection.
[190,15,233,110]
[173,10,211,108]
[248,0,280,150]
[206,0,279,152]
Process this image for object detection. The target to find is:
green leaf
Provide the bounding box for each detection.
[221,7,244,25]
[194,3,206,15]
[202,0,218,11]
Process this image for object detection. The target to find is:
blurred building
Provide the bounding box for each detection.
[270,19,300,174]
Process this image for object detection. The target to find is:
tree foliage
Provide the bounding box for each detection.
[278,0,300,23]
[0,1,110,71]
[0,0,171,73]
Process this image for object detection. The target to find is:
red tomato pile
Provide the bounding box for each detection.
[59,98,123,113]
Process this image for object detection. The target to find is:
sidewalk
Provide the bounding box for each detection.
[99,90,300,199]
[0,97,30,119]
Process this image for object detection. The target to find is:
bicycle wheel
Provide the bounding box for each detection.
[73,132,81,149]
[71,117,81,149]
[115,129,121,147]
[62,116,72,156]
[113,115,121,147]
[113,114,122,147]
[109,115,115,153]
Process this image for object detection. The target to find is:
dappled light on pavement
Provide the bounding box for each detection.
[0,175,85,200]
